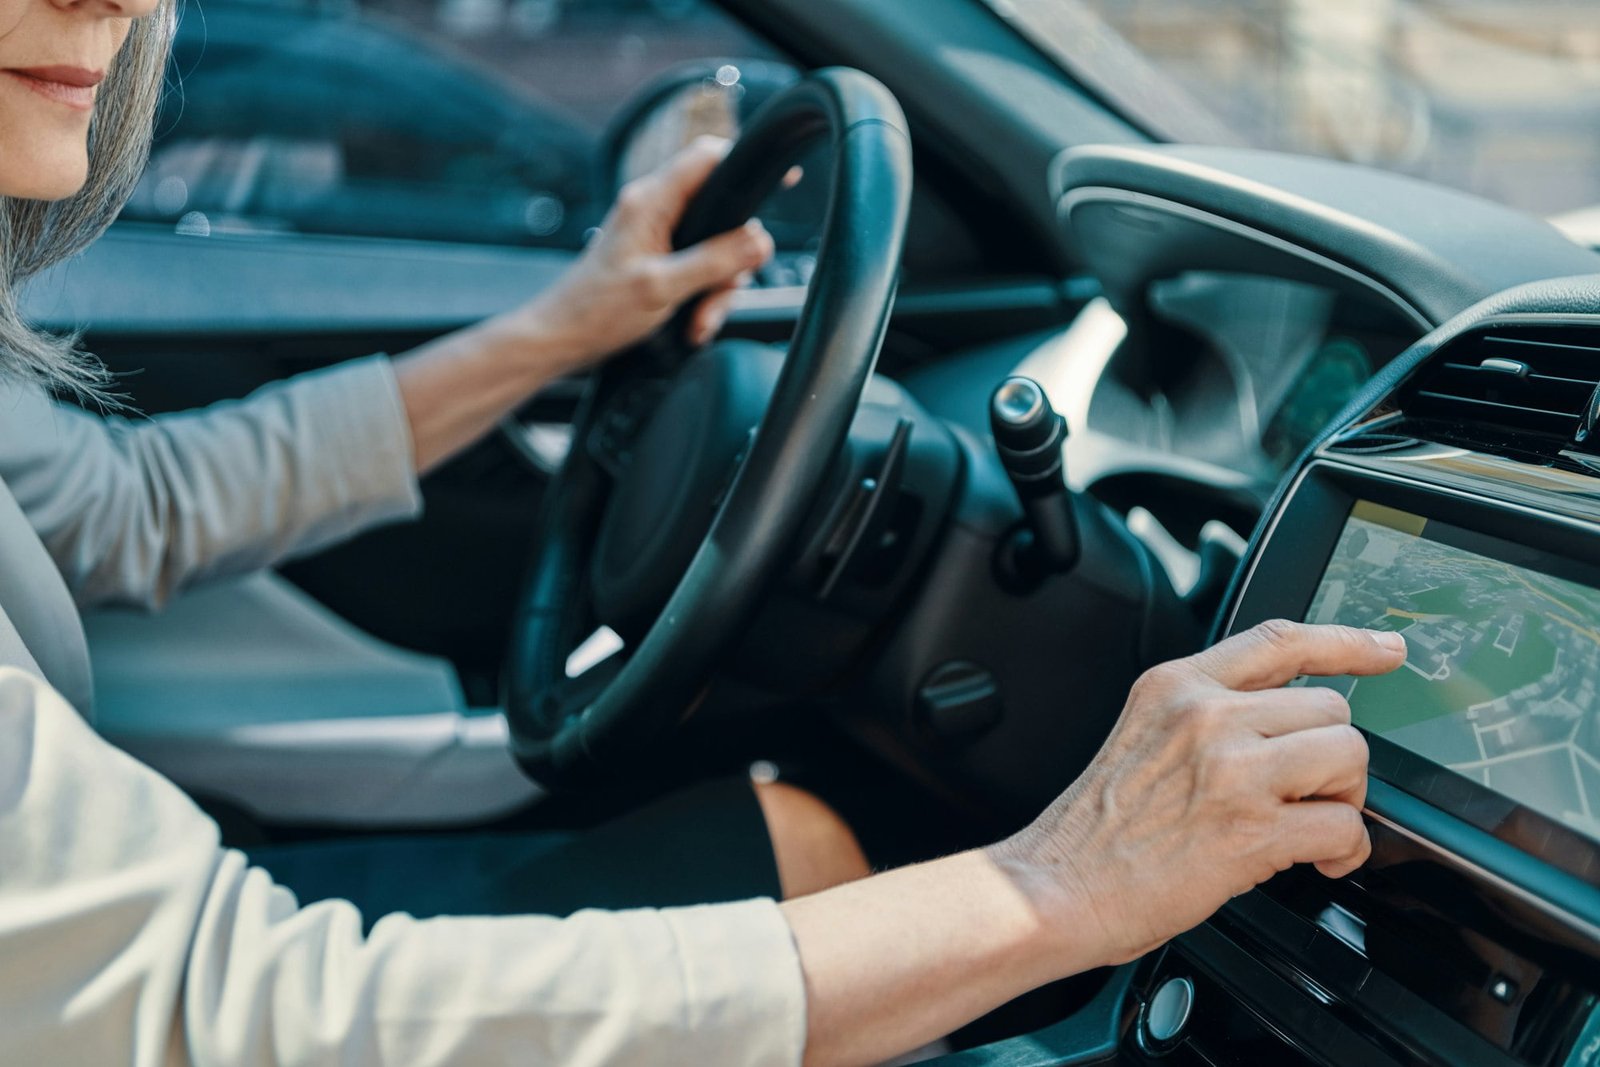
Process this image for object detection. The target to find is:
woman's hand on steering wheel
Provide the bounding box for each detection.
[489,137,775,379]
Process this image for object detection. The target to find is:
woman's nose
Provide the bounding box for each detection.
[49,0,161,21]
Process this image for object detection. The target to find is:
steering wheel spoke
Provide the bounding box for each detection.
[536,649,630,732]
[585,371,674,477]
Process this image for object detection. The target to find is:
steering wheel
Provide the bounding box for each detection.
[504,68,913,786]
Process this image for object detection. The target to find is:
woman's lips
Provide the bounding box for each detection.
[2,67,104,113]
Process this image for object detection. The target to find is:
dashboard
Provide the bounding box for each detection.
[941,295,1600,1067]
[1021,275,1419,543]
[1140,272,1418,472]
[1215,307,1600,1067]
[1090,148,1600,1067]
[909,144,1600,1067]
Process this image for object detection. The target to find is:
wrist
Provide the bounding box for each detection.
[984,826,1123,974]
[475,301,595,389]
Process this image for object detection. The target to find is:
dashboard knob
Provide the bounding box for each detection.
[1142,975,1195,1047]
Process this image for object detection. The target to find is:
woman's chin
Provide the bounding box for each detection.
[0,153,89,201]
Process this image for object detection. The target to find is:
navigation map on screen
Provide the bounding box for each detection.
[1304,501,1600,844]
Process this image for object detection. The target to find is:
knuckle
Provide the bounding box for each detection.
[1133,661,1185,700]
[1329,724,1369,767]
[1262,833,1299,874]
[1318,687,1353,723]
[1226,804,1277,852]
[1182,693,1231,737]
[628,262,674,308]
[1253,618,1306,653]
[1124,668,1163,710]
[1201,739,1256,794]
[742,224,773,261]
[1335,807,1369,855]
[614,180,651,217]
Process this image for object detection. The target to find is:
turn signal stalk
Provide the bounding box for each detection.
[989,376,1080,575]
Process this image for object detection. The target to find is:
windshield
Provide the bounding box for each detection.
[987,0,1600,233]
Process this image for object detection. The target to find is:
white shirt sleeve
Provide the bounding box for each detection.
[0,356,422,610]
[0,667,808,1066]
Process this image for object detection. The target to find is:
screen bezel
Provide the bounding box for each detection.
[1227,460,1600,906]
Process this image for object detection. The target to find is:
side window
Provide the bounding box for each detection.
[120,0,783,249]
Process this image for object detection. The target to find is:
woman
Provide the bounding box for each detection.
[0,0,1401,1063]
[1,0,872,913]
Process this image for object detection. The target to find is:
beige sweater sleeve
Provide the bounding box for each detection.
[0,355,422,610]
[0,667,808,1066]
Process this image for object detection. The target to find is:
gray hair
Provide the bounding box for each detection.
[0,1,177,405]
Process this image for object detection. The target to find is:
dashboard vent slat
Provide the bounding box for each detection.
[1403,327,1600,441]
[1413,391,1579,428]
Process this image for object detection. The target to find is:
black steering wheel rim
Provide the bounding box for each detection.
[504,68,913,786]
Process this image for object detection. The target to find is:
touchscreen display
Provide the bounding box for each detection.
[1304,500,1600,846]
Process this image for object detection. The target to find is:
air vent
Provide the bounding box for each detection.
[1403,327,1600,442]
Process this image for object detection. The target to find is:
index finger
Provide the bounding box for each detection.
[1191,620,1407,692]
[648,136,733,226]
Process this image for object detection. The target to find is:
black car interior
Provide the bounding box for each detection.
[21,0,1600,1061]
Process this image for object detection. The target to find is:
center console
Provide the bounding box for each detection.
[932,288,1600,1066]
[1204,310,1600,1067]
